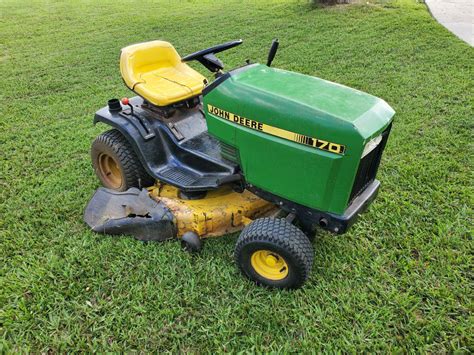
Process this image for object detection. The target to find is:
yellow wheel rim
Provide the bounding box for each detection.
[250,250,289,281]
[98,153,123,189]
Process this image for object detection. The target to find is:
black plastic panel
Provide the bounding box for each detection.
[94,96,239,191]
[248,180,380,235]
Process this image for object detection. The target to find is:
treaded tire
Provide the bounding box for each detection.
[91,129,154,191]
[234,218,314,289]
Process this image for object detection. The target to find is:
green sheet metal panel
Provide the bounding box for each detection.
[204,64,394,214]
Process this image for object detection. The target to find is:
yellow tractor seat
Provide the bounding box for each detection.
[120,41,206,107]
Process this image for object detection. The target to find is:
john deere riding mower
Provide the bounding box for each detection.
[84,39,394,289]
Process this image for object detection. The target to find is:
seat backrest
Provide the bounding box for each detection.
[120,40,181,89]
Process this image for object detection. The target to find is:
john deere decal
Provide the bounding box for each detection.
[207,104,346,155]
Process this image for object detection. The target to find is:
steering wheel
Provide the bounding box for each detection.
[182,39,243,72]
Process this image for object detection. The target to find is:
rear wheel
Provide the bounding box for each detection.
[234,218,313,289]
[91,129,154,191]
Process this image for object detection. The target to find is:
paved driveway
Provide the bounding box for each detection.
[425,0,473,46]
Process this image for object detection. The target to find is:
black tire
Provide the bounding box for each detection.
[91,129,154,191]
[234,218,313,289]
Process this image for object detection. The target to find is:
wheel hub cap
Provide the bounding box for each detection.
[251,250,289,280]
[98,153,122,189]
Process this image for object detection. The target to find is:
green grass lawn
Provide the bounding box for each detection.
[1,0,472,352]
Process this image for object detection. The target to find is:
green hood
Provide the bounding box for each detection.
[203,63,395,214]
[227,64,395,140]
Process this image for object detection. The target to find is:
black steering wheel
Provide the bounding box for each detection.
[182,39,243,72]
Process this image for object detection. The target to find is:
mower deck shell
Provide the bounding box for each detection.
[84,183,276,241]
[149,183,278,238]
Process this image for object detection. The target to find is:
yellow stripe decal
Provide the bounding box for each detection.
[207,104,346,155]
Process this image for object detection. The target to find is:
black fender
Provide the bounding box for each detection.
[93,97,238,191]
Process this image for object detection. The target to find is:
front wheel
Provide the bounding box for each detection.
[234,218,314,289]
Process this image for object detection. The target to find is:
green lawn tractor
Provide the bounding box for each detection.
[84,39,395,289]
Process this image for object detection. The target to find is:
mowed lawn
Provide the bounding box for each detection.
[1,0,472,352]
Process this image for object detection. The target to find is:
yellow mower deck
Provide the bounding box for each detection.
[148,183,278,238]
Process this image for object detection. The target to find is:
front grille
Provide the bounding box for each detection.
[348,123,392,204]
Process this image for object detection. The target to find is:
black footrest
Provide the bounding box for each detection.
[159,166,223,190]
[161,167,198,186]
